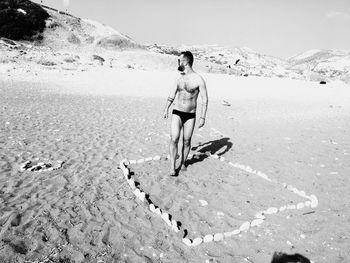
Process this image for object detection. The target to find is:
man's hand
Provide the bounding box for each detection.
[163,109,168,119]
[198,117,205,128]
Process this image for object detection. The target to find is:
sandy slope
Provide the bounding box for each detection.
[0,69,350,263]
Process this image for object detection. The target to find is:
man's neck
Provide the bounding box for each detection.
[184,67,194,74]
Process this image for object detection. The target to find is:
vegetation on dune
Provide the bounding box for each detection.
[96,34,144,50]
[0,0,49,40]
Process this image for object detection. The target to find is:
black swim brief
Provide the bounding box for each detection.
[172,109,196,123]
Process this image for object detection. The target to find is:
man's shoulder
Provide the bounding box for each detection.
[194,72,205,84]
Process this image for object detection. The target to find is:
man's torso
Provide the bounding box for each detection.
[174,72,201,113]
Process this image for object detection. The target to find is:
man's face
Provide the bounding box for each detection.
[177,55,188,72]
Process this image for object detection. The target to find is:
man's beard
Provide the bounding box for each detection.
[178,65,185,72]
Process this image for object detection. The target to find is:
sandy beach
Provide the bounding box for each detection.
[1,68,349,262]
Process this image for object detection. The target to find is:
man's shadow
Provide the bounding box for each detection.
[185,137,233,167]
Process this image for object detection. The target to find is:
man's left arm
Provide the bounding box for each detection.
[198,76,208,128]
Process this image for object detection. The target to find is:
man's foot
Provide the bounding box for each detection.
[170,169,177,177]
[180,165,187,172]
[180,160,188,171]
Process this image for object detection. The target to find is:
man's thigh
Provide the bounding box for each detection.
[183,117,196,142]
[171,114,183,141]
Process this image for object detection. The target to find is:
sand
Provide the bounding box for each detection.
[0,69,350,263]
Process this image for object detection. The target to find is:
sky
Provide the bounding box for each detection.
[32,0,350,58]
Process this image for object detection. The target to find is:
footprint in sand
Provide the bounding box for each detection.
[10,213,22,227]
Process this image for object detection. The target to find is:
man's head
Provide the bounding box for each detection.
[178,51,194,72]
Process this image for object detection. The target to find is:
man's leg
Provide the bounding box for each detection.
[169,114,182,175]
[181,117,196,169]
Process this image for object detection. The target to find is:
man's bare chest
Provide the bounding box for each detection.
[178,77,199,94]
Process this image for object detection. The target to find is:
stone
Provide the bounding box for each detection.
[296,202,305,209]
[299,190,307,198]
[137,158,144,164]
[304,201,311,207]
[178,228,188,239]
[290,187,298,193]
[251,219,264,227]
[213,233,224,241]
[153,156,161,161]
[182,238,192,246]
[231,229,240,235]
[171,220,180,232]
[122,167,129,178]
[255,213,266,219]
[120,159,129,165]
[161,212,169,221]
[219,156,225,162]
[203,235,214,243]
[211,154,219,159]
[155,208,162,216]
[161,213,172,227]
[259,174,269,180]
[138,191,145,202]
[199,200,208,206]
[287,185,294,191]
[119,159,127,166]
[309,195,318,208]
[217,211,225,216]
[192,237,203,246]
[129,159,137,164]
[224,232,232,237]
[287,204,296,210]
[134,189,141,198]
[265,207,278,214]
[171,219,177,227]
[239,221,250,232]
[279,206,287,212]
[127,179,135,188]
[149,204,156,212]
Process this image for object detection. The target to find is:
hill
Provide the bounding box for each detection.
[288,49,350,84]
[0,0,349,84]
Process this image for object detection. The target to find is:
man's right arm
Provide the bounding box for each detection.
[163,77,178,118]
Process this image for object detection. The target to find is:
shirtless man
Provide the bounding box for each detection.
[163,51,208,176]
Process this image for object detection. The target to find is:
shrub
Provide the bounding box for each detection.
[92,54,104,65]
[37,58,56,66]
[63,57,76,63]
[96,34,142,50]
[67,33,80,44]
[0,0,49,40]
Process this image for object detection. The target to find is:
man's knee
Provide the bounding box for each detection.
[170,136,179,145]
[183,138,191,147]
